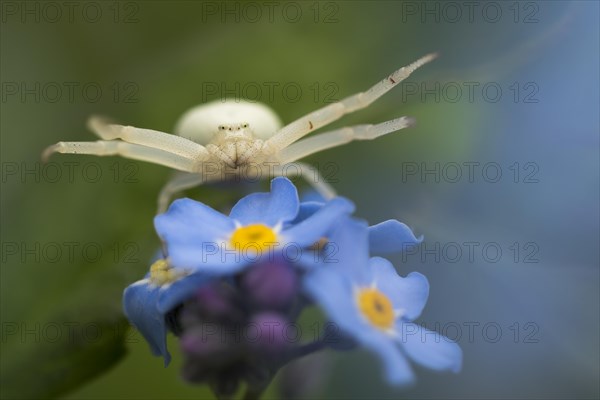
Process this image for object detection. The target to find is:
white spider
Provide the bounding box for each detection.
[42,54,437,213]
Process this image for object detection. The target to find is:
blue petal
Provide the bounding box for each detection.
[303,268,358,331]
[397,322,463,373]
[360,330,416,385]
[229,177,299,226]
[294,217,369,272]
[156,273,212,314]
[303,268,414,385]
[294,251,324,270]
[123,280,171,365]
[369,257,429,320]
[368,220,423,254]
[167,245,258,275]
[300,189,326,203]
[325,217,370,280]
[290,201,323,225]
[284,197,355,247]
[168,246,295,276]
[154,198,235,256]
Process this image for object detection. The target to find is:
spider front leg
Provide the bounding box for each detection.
[277,116,415,163]
[272,161,336,200]
[265,53,437,152]
[42,140,199,172]
[157,172,209,214]
[87,117,209,160]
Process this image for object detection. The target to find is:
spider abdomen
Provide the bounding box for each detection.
[174,99,283,145]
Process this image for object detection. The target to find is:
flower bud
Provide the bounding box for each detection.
[241,259,298,310]
[195,285,234,316]
[249,312,290,354]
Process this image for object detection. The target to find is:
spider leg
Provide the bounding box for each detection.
[42,141,199,172]
[272,161,336,200]
[264,53,437,152]
[87,116,209,160]
[157,172,208,214]
[277,116,415,163]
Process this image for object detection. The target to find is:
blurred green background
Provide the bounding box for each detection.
[1,1,598,399]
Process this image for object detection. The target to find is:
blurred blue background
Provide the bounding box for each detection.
[1,1,598,399]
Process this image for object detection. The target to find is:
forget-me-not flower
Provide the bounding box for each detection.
[123,259,211,365]
[303,218,462,385]
[154,177,354,276]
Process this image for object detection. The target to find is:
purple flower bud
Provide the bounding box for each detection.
[195,285,233,316]
[181,327,228,357]
[180,325,243,370]
[190,284,247,325]
[241,259,298,309]
[249,312,290,353]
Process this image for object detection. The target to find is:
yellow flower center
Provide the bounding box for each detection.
[230,224,278,253]
[357,288,395,330]
[149,259,180,286]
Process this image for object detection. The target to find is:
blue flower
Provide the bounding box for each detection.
[123,259,211,365]
[154,177,354,276]
[303,219,462,385]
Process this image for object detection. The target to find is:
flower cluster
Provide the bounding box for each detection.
[123,177,462,397]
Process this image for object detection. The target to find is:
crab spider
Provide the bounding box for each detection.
[43,53,437,213]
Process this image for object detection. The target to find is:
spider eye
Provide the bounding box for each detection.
[242,123,249,128]
[218,125,225,130]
